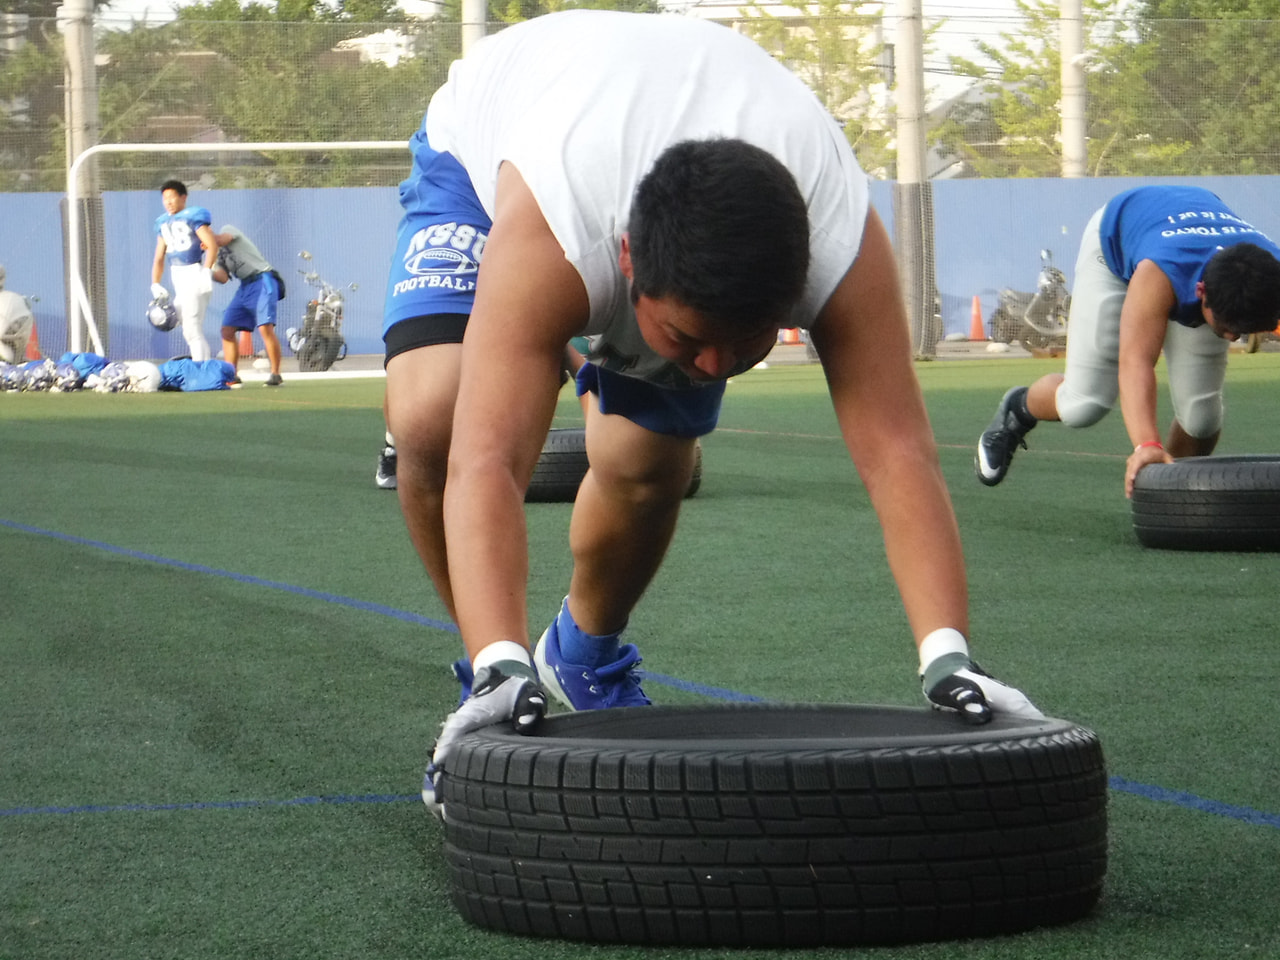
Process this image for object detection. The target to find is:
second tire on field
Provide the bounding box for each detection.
[525,426,703,502]
[1131,454,1280,551]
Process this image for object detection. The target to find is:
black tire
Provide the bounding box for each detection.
[989,304,1020,343]
[296,333,344,372]
[443,703,1107,947]
[525,427,703,503]
[1132,454,1280,551]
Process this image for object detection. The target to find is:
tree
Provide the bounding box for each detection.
[736,0,895,176]
[932,0,1139,177]
[83,0,666,187]
[0,1,116,189]
[1125,0,1280,174]
[932,0,1280,177]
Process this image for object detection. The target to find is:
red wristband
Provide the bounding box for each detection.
[1134,440,1163,452]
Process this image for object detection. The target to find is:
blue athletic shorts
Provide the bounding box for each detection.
[222,272,279,331]
[382,121,722,440]
[576,363,725,439]
[382,126,491,341]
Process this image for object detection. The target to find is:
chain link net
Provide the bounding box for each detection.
[5,10,1280,190]
[5,7,1280,359]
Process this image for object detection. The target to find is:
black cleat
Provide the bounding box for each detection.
[975,386,1036,486]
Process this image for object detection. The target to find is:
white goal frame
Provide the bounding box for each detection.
[66,140,405,353]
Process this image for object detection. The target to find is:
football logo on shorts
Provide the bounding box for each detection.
[392,223,487,297]
[405,246,476,276]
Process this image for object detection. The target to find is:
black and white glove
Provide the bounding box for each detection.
[922,651,1044,725]
[422,660,547,819]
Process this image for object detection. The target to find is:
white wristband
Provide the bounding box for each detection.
[472,640,533,673]
[918,628,969,672]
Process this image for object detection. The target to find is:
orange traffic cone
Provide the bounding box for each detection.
[24,320,41,360]
[237,330,254,360]
[969,295,986,341]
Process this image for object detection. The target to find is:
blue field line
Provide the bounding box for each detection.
[641,671,766,703]
[1109,776,1280,829]
[4,517,1279,832]
[0,794,418,817]
[0,518,457,634]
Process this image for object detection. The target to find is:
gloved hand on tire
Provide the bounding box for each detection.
[918,628,1044,725]
[422,659,547,819]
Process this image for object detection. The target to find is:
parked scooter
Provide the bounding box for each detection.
[0,264,38,365]
[286,251,356,372]
[989,249,1070,351]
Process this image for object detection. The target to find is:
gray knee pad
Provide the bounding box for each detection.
[1176,395,1224,440]
[1056,385,1113,429]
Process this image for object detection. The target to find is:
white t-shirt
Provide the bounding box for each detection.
[425,10,870,385]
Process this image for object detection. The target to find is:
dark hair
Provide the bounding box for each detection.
[1201,243,1280,334]
[628,138,810,330]
[160,179,188,196]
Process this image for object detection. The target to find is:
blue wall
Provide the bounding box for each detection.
[0,186,402,361]
[4,175,1280,361]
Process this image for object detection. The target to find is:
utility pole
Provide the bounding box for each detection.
[894,0,937,356]
[1061,0,1087,177]
[461,0,485,55]
[59,0,107,351]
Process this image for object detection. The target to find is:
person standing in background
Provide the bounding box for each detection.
[151,180,217,362]
[211,224,285,387]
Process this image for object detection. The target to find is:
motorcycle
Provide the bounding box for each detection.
[989,248,1070,352]
[286,251,356,372]
[0,265,39,365]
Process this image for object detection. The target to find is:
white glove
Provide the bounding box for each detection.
[922,653,1045,724]
[195,267,213,295]
[422,660,547,820]
[150,283,169,301]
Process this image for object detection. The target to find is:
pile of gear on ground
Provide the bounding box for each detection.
[0,353,239,393]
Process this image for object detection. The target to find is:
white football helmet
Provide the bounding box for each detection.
[126,360,162,393]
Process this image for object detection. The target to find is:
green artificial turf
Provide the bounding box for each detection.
[2,354,1278,959]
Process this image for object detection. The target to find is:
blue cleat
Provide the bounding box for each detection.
[451,657,474,707]
[533,614,651,710]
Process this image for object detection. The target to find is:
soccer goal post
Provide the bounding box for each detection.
[66,138,404,358]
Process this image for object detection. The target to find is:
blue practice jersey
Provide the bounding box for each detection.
[159,357,235,391]
[155,206,213,267]
[1099,186,1280,328]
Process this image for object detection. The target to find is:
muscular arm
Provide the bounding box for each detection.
[1117,259,1176,496]
[196,224,219,270]
[444,163,590,660]
[210,232,235,283]
[809,207,968,645]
